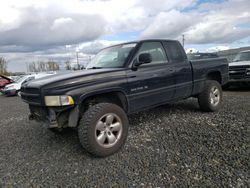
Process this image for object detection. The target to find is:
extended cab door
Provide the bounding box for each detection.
[163,41,193,99]
[127,41,175,112]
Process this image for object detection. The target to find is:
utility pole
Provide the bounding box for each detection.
[26,62,28,73]
[76,51,79,70]
[182,34,185,47]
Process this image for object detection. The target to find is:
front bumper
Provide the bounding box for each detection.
[28,105,78,128]
[29,107,58,128]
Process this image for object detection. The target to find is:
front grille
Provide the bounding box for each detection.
[22,87,40,94]
[21,87,42,105]
[229,66,250,80]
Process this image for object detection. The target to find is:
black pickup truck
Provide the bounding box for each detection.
[21,39,228,157]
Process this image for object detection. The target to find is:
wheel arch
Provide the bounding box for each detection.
[79,89,129,114]
[206,71,222,84]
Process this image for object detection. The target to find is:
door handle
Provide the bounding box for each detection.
[129,75,136,78]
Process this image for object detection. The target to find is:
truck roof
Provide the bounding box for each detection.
[101,39,180,51]
[107,39,178,46]
[134,39,178,42]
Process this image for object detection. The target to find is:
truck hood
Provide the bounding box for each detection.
[24,68,126,90]
[229,61,250,67]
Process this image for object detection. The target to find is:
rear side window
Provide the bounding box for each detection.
[163,41,187,62]
[137,42,167,64]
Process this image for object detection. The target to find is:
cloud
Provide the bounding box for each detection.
[2,0,249,50]
[0,6,107,47]
[135,0,196,14]
[186,22,250,44]
[77,40,123,54]
[0,0,249,72]
[206,46,230,52]
[185,0,250,44]
[2,40,122,72]
[140,0,250,44]
[140,10,199,39]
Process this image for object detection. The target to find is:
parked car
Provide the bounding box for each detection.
[227,50,250,86]
[21,39,228,157]
[0,75,13,91]
[8,75,25,82]
[3,73,55,96]
[187,52,219,60]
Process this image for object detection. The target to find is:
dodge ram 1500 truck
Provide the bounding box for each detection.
[21,39,228,157]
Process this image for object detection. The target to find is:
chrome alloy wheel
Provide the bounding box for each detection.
[210,86,220,106]
[95,113,123,148]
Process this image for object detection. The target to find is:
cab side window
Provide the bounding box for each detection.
[163,41,187,62]
[137,42,167,65]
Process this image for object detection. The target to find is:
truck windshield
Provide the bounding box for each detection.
[86,43,137,69]
[233,51,250,62]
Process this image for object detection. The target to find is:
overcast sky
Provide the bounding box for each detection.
[0,0,250,72]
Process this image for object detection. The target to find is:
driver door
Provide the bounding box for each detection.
[127,41,175,112]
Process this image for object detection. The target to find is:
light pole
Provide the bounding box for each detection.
[76,49,80,70]
[75,44,81,70]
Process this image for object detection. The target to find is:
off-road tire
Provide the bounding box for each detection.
[78,103,129,157]
[198,80,222,112]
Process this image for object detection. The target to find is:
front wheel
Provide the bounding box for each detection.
[198,80,222,112]
[78,103,129,157]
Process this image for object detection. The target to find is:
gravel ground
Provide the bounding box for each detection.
[0,89,249,187]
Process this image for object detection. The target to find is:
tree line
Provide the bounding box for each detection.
[0,56,84,75]
[28,61,60,72]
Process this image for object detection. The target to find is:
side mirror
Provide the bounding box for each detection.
[134,53,152,67]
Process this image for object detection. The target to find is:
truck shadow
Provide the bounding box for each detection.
[223,84,250,92]
[128,99,200,127]
[47,99,200,155]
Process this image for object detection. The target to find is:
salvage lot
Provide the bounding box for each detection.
[0,89,249,187]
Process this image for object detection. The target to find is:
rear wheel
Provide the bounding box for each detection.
[78,103,129,157]
[198,80,222,112]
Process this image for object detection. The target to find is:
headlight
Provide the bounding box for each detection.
[45,95,74,106]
